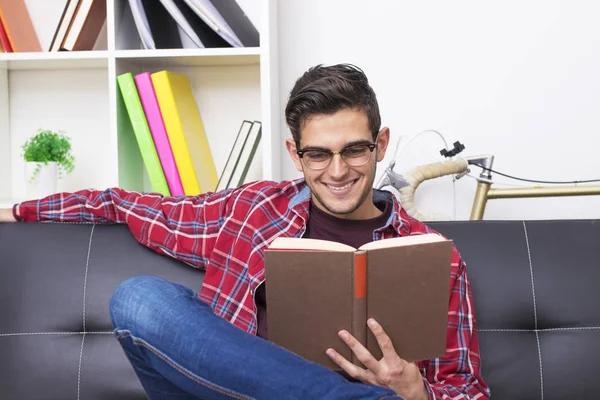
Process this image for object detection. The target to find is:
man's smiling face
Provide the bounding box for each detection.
[287,108,390,220]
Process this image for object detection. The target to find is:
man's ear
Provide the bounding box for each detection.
[285,138,304,172]
[375,127,390,162]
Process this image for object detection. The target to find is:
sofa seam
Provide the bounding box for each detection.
[77,333,86,400]
[0,332,113,336]
[478,327,600,332]
[82,224,95,333]
[523,221,544,400]
[77,224,95,400]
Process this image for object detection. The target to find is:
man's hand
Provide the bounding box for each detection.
[0,208,16,223]
[326,318,428,400]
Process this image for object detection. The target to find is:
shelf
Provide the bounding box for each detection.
[0,51,109,70]
[114,48,261,68]
[0,48,260,71]
[0,0,281,204]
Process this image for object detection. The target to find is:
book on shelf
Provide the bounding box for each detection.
[0,17,11,53]
[117,72,171,196]
[216,119,265,192]
[154,0,201,48]
[264,233,453,370]
[118,68,257,196]
[128,0,183,50]
[49,0,80,52]
[151,0,222,49]
[61,0,107,51]
[134,72,185,196]
[216,120,253,192]
[208,0,259,47]
[0,0,109,53]
[128,0,155,50]
[151,70,219,195]
[182,0,245,48]
[0,0,41,52]
[174,0,231,48]
[126,0,259,49]
[226,120,262,188]
[92,19,108,51]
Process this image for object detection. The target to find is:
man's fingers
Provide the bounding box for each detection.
[325,348,367,381]
[336,330,380,371]
[368,319,399,360]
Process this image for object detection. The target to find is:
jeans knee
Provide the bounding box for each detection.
[109,276,167,333]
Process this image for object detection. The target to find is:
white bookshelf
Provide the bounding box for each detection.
[0,0,280,208]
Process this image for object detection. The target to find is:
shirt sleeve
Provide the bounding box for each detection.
[13,187,236,270]
[418,251,491,399]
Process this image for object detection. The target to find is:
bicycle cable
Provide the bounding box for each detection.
[471,163,600,185]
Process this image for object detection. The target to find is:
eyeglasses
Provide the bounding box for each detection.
[296,142,377,170]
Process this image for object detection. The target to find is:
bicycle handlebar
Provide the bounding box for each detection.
[394,158,468,221]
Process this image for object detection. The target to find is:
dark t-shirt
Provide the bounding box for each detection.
[255,199,392,339]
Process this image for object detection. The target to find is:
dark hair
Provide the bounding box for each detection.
[285,63,381,143]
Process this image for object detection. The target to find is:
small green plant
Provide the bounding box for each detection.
[21,129,76,182]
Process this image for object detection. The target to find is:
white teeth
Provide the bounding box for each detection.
[327,182,353,191]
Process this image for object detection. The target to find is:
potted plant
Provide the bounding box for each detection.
[21,129,76,199]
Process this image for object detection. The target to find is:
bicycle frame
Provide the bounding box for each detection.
[377,154,600,221]
[468,155,600,220]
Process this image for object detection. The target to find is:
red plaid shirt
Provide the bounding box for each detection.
[14,179,490,399]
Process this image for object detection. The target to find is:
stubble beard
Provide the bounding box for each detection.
[311,171,377,218]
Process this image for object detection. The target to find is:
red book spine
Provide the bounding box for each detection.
[0,15,13,52]
[351,251,367,366]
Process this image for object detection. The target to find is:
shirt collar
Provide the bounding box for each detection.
[287,179,411,236]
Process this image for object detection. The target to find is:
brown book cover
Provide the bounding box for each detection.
[61,0,106,51]
[0,0,42,52]
[92,18,107,51]
[365,241,453,362]
[264,234,453,369]
[264,250,356,369]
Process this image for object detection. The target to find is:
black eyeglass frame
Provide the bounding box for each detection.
[295,142,377,170]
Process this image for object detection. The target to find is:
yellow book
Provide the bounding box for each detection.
[151,70,218,195]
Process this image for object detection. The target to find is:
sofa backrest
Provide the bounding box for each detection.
[1,220,598,399]
[430,220,600,400]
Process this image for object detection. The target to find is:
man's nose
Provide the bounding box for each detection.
[327,153,349,178]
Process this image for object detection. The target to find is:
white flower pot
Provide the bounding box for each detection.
[25,162,58,200]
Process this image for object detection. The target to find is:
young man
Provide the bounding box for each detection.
[0,64,490,399]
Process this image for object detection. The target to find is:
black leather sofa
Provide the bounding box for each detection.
[1,220,598,399]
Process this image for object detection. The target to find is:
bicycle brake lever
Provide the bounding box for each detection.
[455,169,470,180]
[376,165,410,190]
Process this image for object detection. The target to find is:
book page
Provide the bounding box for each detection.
[358,233,447,251]
[268,237,356,252]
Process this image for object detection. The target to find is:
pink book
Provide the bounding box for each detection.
[134,72,185,196]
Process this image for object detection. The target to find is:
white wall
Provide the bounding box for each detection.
[277,0,600,220]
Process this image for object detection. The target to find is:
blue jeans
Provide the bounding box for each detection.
[109,276,403,400]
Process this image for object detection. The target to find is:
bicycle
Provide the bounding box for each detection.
[376,140,600,221]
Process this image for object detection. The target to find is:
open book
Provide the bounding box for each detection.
[264,233,453,369]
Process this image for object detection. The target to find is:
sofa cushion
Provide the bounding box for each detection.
[430,220,600,400]
[0,223,204,399]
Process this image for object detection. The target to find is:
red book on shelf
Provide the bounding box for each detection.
[0,0,41,52]
[0,15,12,53]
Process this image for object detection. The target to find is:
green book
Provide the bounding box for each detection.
[117,72,171,195]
